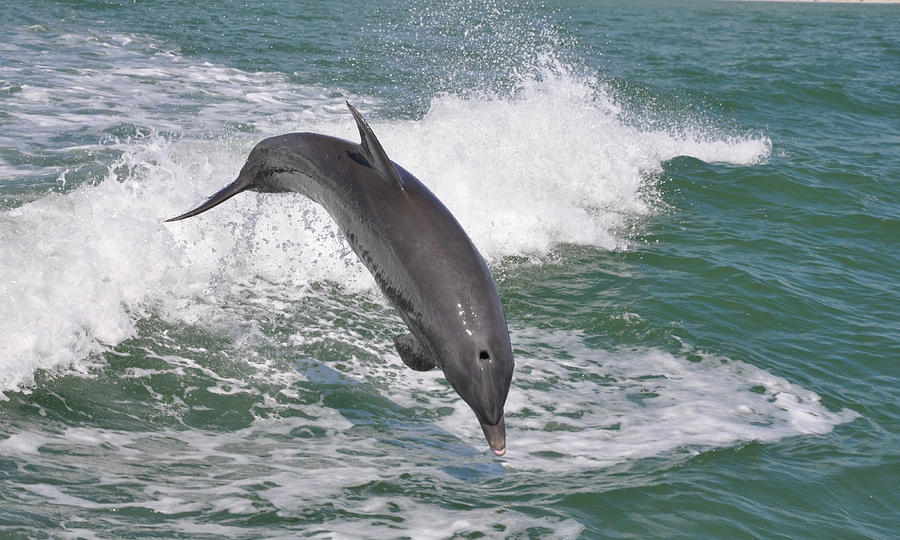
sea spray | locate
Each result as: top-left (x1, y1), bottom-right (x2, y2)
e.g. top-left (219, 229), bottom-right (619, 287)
top-left (1, 48), bottom-right (770, 397)
top-left (2, 1), bottom-right (891, 536)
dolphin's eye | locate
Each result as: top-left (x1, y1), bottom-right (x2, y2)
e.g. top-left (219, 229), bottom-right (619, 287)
top-left (479, 350), bottom-right (490, 360)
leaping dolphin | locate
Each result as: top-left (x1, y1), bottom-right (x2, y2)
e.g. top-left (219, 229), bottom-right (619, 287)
top-left (166, 102), bottom-right (514, 456)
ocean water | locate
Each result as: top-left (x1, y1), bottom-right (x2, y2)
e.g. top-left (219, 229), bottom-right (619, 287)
top-left (1, 0), bottom-right (897, 537)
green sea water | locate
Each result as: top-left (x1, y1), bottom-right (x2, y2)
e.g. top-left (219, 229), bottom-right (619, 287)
top-left (1, 1), bottom-right (897, 538)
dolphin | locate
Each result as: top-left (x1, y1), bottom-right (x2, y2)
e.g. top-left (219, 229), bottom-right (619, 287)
top-left (166, 102), bottom-right (514, 456)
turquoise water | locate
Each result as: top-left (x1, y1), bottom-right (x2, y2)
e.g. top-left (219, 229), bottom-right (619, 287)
top-left (1, 0), bottom-right (897, 537)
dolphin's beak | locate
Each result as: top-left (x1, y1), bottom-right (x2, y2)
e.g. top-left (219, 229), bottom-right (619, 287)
top-left (480, 414), bottom-right (506, 456)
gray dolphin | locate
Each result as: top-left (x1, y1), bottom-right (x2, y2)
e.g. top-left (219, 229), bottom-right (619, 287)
top-left (166, 102), bottom-right (514, 455)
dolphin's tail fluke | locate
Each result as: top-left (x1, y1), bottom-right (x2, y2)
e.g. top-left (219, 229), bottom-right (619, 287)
top-left (165, 176), bottom-right (253, 222)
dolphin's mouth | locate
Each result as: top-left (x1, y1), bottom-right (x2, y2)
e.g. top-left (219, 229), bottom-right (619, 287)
top-left (479, 414), bottom-right (506, 456)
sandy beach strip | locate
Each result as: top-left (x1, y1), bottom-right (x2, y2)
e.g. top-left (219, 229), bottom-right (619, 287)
top-left (745, 0), bottom-right (900, 4)
top-left (743, 0), bottom-right (900, 4)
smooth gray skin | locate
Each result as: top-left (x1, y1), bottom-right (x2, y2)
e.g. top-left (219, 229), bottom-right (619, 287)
top-left (167, 102), bottom-right (514, 455)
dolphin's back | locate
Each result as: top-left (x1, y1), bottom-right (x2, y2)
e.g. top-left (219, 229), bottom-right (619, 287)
top-left (262, 133), bottom-right (501, 353)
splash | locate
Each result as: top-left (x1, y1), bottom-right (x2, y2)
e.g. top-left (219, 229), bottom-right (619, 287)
top-left (0, 28), bottom-right (771, 396)
top-left (375, 54), bottom-right (770, 258)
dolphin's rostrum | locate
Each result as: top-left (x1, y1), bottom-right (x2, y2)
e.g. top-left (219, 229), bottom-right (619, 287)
top-left (167, 102), bottom-right (514, 455)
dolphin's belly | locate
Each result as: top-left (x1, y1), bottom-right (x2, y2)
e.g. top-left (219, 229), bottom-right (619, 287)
top-left (320, 171), bottom-right (497, 339)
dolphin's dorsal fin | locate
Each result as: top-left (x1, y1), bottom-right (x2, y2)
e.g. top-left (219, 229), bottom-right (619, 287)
top-left (346, 101), bottom-right (405, 189)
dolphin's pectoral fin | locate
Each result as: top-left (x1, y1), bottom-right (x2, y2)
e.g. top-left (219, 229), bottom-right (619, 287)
top-left (393, 333), bottom-right (437, 371)
top-left (345, 101), bottom-right (405, 190)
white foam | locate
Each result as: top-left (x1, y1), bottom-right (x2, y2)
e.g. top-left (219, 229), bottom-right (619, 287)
top-left (296, 325), bottom-right (859, 473)
top-left (0, 27), bottom-right (373, 182)
top-left (0, 323), bottom-right (856, 536)
top-left (0, 431), bottom-right (51, 454)
top-left (0, 28), bottom-right (772, 400)
top-left (498, 329), bottom-right (858, 471)
top-left (10, 420), bottom-right (582, 538)
top-left (295, 497), bottom-right (585, 540)
top-left (0, 140), bottom-right (216, 395)
top-left (0, 299), bottom-right (857, 532)
top-left (371, 55), bottom-right (771, 258)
